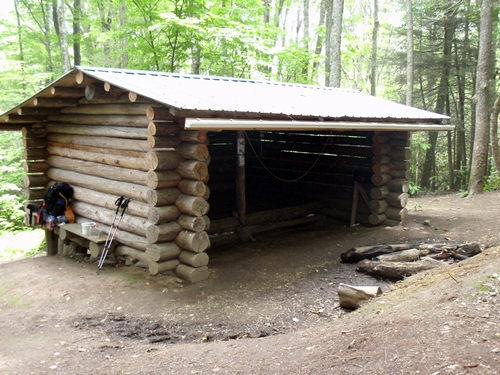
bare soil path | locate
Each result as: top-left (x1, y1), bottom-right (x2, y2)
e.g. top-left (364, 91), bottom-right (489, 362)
top-left (1, 192), bottom-right (500, 374)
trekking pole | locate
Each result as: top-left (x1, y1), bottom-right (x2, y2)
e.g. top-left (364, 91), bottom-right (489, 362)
top-left (97, 197), bottom-right (130, 274)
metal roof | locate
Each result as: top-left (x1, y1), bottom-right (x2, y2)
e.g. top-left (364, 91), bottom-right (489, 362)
top-left (79, 67), bottom-right (448, 122)
top-left (0, 66), bottom-right (450, 127)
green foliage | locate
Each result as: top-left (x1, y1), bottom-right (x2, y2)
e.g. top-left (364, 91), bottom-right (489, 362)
top-left (484, 171), bottom-right (500, 192)
top-left (0, 132), bottom-right (25, 232)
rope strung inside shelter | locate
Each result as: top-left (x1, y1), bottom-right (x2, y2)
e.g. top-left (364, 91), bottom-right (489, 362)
top-left (244, 130), bottom-right (333, 183)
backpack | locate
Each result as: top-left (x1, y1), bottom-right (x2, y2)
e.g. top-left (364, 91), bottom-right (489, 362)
top-left (36, 182), bottom-right (75, 228)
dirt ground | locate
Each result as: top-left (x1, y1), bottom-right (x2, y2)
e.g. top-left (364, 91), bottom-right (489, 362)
top-left (1, 191), bottom-right (500, 374)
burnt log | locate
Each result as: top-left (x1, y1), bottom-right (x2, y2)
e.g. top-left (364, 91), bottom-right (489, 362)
top-left (341, 245), bottom-right (395, 262)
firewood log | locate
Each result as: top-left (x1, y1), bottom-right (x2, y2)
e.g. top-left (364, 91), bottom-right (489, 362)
top-left (355, 257), bottom-right (445, 280)
top-left (341, 245), bottom-right (394, 262)
top-left (338, 283), bottom-right (382, 310)
top-left (374, 248), bottom-right (420, 262)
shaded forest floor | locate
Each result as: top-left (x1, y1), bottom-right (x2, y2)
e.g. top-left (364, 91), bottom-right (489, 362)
top-left (1, 191), bottom-right (500, 374)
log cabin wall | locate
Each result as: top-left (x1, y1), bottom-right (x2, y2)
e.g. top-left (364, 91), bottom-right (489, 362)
top-left (21, 84), bottom-right (212, 282)
top-left (369, 131), bottom-right (411, 225)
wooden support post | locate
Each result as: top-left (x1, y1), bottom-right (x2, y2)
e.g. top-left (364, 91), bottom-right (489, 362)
top-left (236, 131), bottom-right (246, 225)
top-left (45, 229), bottom-right (58, 256)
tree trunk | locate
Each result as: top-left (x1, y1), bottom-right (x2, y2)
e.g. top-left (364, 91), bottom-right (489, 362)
top-left (406, 0), bottom-right (414, 106)
top-left (370, 0), bottom-right (379, 96)
top-left (469, 0), bottom-right (495, 195)
top-left (55, 0), bottom-right (71, 72)
top-left (73, 0), bottom-right (81, 66)
top-left (328, 0), bottom-right (344, 87)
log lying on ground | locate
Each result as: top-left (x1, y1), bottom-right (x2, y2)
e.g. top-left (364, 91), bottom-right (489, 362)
top-left (374, 248), bottom-right (420, 262)
top-left (176, 264), bottom-right (209, 283)
top-left (338, 283), bottom-right (382, 310)
top-left (356, 257), bottom-right (445, 280)
top-left (341, 245), bottom-right (397, 262)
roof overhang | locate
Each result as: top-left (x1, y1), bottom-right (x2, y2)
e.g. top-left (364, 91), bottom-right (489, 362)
top-left (184, 118), bottom-right (455, 132)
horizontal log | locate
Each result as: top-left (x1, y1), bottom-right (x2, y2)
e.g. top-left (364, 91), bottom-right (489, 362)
top-left (356, 258), bottom-right (444, 280)
top-left (177, 180), bottom-right (207, 197)
top-left (245, 202), bottom-right (323, 226)
top-left (338, 283), bottom-right (382, 310)
top-left (47, 114), bottom-right (150, 127)
top-left (147, 205), bottom-right (181, 224)
top-left (115, 245), bottom-right (149, 264)
top-left (370, 186), bottom-right (389, 200)
top-left (368, 213), bottom-right (387, 225)
top-left (23, 147), bottom-right (49, 161)
top-left (177, 160), bottom-right (208, 181)
top-left (372, 163), bottom-right (390, 174)
top-left (22, 126), bottom-right (47, 138)
top-left (46, 123), bottom-right (149, 139)
top-left (34, 98), bottom-right (80, 107)
top-left (61, 103), bottom-right (152, 115)
top-left (179, 250), bottom-right (209, 268)
top-left (146, 188), bottom-right (181, 206)
top-left (146, 170), bottom-right (182, 189)
top-left (387, 179), bottom-right (409, 193)
top-left (368, 199), bottom-right (388, 214)
top-left (175, 194), bottom-right (210, 217)
top-left (50, 86), bottom-right (86, 98)
top-left (5, 114), bottom-right (46, 123)
top-left (75, 71), bottom-right (98, 85)
top-left (71, 200), bottom-right (149, 237)
top-left (78, 92), bottom-right (150, 104)
top-left (47, 155), bottom-right (148, 186)
top-left (177, 143), bottom-right (209, 161)
top-left (175, 230), bottom-right (210, 252)
top-left (385, 207), bottom-right (408, 221)
top-left (18, 107), bottom-right (59, 116)
top-left (374, 249), bottom-right (420, 262)
top-left (47, 133), bottom-right (150, 152)
top-left (177, 215), bottom-right (210, 232)
top-left (371, 142), bottom-right (391, 155)
top-left (23, 137), bottom-right (48, 148)
top-left (341, 245), bottom-right (395, 263)
top-left (146, 106), bottom-right (175, 121)
top-left (72, 185), bottom-right (150, 219)
top-left (207, 217), bottom-right (239, 235)
top-left (25, 187), bottom-right (46, 201)
top-left (48, 140), bottom-right (144, 159)
top-left (149, 259), bottom-right (180, 275)
top-left (47, 168), bottom-right (149, 203)
top-left (386, 192), bottom-right (409, 208)
top-left (147, 135), bottom-right (181, 148)
top-left (145, 242), bottom-right (181, 262)
top-left (23, 174), bottom-right (50, 188)
top-left (89, 241), bottom-right (116, 258)
top-left (175, 264), bottom-right (209, 283)
top-left (372, 154), bottom-right (391, 164)
top-left (47, 145), bottom-right (149, 172)
top-left (180, 130), bottom-right (208, 143)
top-left (85, 83), bottom-right (121, 100)
top-left (23, 161), bottom-right (49, 173)
top-left (250, 214), bottom-right (324, 236)
top-left (147, 121), bottom-right (182, 136)
top-left (388, 169), bottom-right (411, 180)
top-left (146, 221), bottom-right (182, 244)
top-left (371, 173), bottom-right (392, 186)
top-left (388, 148), bottom-right (411, 160)
top-left (145, 150), bottom-right (184, 171)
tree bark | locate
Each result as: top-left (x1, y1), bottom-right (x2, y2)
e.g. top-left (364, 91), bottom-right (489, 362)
top-left (327, 0), bottom-right (344, 87)
top-left (370, 0), bottom-right (379, 96)
top-left (55, 0), bottom-right (71, 72)
top-left (469, 0), bottom-right (495, 195)
top-left (406, 0), bottom-right (414, 106)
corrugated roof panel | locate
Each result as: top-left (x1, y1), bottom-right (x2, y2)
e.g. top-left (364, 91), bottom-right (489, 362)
top-left (79, 67), bottom-right (448, 121)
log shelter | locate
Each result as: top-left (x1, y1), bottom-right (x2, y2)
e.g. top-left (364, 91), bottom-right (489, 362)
top-left (0, 67), bottom-right (453, 282)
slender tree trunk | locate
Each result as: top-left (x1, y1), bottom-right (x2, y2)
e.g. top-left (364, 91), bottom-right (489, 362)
top-left (73, 0), bottom-right (81, 66)
top-left (14, 0), bottom-right (26, 96)
top-left (324, 0), bottom-right (333, 86)
top-left (302, 0), bottom-right (310, 80)
top-left (469, 0), bottom-right (495, 195)
top-left (119, 1), bottom-right (128, 68)
top-left (370, 0), bottom-right (379, 96)
top-left (490, 95), bottom-right (500, 172)
top-left (406, 0), bottom-right (413, 106)
top-left (313, 0), bottom-right (327, 83)
top-left (328, 0), bottom-right (344, 87)
top-left (56, 0), bottom-right (71, 72)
